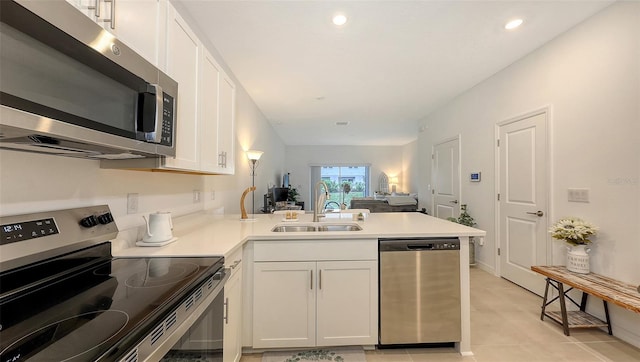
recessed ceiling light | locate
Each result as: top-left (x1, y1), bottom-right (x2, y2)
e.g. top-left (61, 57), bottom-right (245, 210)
top-left (505, 19), bottom-right (524, 30)
top-left (332, 14), bottom-right (347, 26)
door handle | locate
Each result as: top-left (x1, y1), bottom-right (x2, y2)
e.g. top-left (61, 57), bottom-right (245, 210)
top-left (223, 297), bottom-right (229, 324)
top-left (526, 211), bottom-right (544, 217)
top-left (88, 0), bottom-right (101, 17)
top-left (449, 200), bottom-right (459, 204)
top-left (310, 270), bottom-right (313, 290)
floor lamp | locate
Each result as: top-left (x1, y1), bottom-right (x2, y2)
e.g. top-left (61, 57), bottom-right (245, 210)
top-left (246, 150), bottom-right (263, 215)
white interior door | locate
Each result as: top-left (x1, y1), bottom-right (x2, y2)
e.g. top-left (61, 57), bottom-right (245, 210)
top-left (498, 110), bottom-right (548, 295)
top-left (433, 138), bottom-right (460, 219)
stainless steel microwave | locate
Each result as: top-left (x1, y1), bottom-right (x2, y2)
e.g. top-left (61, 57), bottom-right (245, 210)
top-left (0, 0), bottom-right (177, 159)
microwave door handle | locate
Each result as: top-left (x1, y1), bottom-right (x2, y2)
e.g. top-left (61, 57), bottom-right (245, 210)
top-left (153, 84), bottom-right (163, 143)
top-left (137, 84), bottom-right (163, 143)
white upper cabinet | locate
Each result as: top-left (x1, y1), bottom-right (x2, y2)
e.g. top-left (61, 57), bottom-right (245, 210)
top-left (163, 3), bottom-right (200, 171)
top-left (217, 71), bottom-right (236, 174)
top-left (65, 0), bottom-right (165, 66)
top-left (199, 49), bottom-right (236, 174)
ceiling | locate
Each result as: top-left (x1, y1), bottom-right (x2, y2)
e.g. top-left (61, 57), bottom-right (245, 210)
top-left (176, 1), bottom-right (612, 146)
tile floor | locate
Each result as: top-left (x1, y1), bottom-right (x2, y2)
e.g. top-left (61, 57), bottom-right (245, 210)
top-left (240, 267), bottom-right (640, 362)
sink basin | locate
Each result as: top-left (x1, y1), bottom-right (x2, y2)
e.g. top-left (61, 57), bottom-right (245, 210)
top-left (317, 224), bottom-right (362, 232)
top-left (271, 225), bottom-right (318, 232)
top-left (270, 223), bottom-right (362, 232)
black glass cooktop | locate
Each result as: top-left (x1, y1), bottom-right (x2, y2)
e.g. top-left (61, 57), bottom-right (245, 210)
top-left (0, 242), bottom-right (223, 362)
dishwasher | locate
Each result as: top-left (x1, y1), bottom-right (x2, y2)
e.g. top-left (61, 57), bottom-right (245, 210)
top-left (379, 237), bottom-right (461, 345)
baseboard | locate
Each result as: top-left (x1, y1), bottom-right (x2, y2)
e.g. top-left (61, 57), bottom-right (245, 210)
top-left (473, 260), bottom-right (496, 276)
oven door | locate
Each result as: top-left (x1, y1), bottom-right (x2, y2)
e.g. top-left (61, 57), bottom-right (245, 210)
top-left (162, 287), bottom-right (225, 360)
top-left (128, 268), bottom-right (229, 362)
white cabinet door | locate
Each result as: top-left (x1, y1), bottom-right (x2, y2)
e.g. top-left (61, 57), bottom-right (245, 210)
top-left (106, 0), bottom-right (164, 66)
top-left (65, 0), bottom-right (94, 18)
top-left (223, 265), bottom-right (243, 362)
top-left (66, 0), bottom-right (163, 66)
top-left (316, 261), bottom-right (378, 346)
top-left (253, 262), bottom-right (316, 348)
top-left (163, 3), bottom-right (200, 171)
top-left (199, 49), bottom-right (222, 173)
top-left (217, 72), bottom-right (236, 174)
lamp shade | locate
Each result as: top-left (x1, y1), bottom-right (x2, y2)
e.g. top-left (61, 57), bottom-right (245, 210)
top-left (389, 176), bottom-right (399, 185)
top-left (246, 150), bottom-right (263, 161)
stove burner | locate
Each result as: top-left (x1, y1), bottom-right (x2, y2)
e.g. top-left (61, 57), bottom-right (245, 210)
top-left (1, 310), bottom-right (129, 362)
top-left (125, 261), bottom-right (200, 288)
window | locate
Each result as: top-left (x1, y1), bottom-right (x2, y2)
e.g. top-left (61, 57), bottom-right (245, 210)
top-left (310, 165), bottom-right (370, 210)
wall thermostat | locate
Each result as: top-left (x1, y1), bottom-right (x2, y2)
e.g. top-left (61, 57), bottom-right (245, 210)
top-left (470, 172), bottom-right (481, 182)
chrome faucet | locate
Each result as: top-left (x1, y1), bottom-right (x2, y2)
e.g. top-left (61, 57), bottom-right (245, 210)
top-left (313, 180), bottom-right (330, 222)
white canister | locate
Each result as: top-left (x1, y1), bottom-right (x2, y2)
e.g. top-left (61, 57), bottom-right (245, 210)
top-left (566, 244), bottom-right (590, 274)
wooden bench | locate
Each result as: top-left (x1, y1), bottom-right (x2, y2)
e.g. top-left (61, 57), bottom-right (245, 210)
top-left (531, 265), bottom-right (640, 336)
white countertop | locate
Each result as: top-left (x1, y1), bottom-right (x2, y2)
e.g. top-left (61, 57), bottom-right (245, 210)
top-left (112, 212), bottom-right (486, 259)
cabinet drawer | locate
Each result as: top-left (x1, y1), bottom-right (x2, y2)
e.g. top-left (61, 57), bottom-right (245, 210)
top-left (254, 239), bottom-right (377, 262)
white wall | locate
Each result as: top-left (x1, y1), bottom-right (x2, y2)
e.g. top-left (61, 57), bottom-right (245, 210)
top-left (284, 145), bottom-right (408, 210)
top-left (417, 1), bottom-right (639, 345)
top-left (402, 140), bottom-right (419, 202)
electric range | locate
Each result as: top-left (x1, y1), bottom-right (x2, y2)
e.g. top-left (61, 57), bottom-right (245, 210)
top-left (0, 205), bottom-right (226, 362)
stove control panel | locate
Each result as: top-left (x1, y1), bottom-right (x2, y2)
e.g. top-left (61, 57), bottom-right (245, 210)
top-left (1, 217), bottom-right (59, 245)
top-left (0, 205), bottom-right (119, 270)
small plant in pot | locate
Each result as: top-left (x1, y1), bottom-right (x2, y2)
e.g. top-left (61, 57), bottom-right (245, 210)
top-left (549, 217), bottom-right (598, 274)
top-left (447, 204), bottom-right (477, 265)
top-left (447, 204), bottom-right (476, 227)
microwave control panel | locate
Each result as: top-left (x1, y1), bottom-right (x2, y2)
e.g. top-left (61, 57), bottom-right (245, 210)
top-left (160, 93), bottom-right (175, 146)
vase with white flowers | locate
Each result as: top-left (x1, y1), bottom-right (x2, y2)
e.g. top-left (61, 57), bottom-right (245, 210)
top-left (549, 217), bottom-right (598, 274)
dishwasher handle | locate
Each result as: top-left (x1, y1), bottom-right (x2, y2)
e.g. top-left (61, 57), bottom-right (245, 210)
top-left (379, 238), bottom-right (460, 251)
top-left (406, 244), bottom-right (436, 250)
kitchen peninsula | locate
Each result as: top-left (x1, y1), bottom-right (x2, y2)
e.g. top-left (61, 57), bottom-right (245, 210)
top-left (113, 212), bottom-right (485, 356)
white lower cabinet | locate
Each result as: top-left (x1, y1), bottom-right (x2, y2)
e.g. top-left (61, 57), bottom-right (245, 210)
top-left (252, 239), bottom-right (378, 349)
top-left (224, 248), bottom-right (243, 362)
top-left (253, 261), bottom-right (317, 348)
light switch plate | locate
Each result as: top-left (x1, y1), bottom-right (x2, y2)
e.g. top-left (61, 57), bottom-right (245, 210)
top-left (127, 193), bottom-right (139, 214)
top-left (568, 188), bottom-right (590, 203)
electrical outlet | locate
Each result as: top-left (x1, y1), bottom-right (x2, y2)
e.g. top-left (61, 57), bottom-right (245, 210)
top-left (478, 237), bottom-right (485, 246)
top-left (211, 190), bottom-right (216, 200)
top-left (568, 188), bottom-right (590, 203)
top-left (127, 193), bottom-right (139, 214)
top-left (193, 190), bottom-right (201, 203)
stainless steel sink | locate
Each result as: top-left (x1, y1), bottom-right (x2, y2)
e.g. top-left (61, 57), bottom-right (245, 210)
top-left (271, 225), bottom-right (317, 232)
top-left (317, 224), bottom-right (362, 232)
top-left (270, 223), bottom-right (362, 232)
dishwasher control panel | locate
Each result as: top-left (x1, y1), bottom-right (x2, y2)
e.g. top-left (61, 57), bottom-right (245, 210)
top-left (379, 237), bottom-right (460, 251)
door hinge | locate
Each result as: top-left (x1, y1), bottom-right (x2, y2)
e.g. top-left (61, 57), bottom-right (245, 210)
top-left (431, 154), bottom-right (434, 160)
top-left (497, 193), bottom-right (500, 201)
top-left (498, 248), bottom-right (501, 256)
top-left (431, 189), bottom-right (434, 194)
top-left (497, 139), bottom-right (500, 147)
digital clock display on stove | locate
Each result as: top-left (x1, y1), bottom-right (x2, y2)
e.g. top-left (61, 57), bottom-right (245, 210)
top-left (1, 218), bottom-right (59, 245)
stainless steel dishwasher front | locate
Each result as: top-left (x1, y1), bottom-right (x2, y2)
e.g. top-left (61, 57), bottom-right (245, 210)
top-left (379, 238), bottom-right (461, 345)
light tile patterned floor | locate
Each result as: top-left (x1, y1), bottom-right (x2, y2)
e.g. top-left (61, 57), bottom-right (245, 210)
top-left (241, 267), bottom-right (640, 362)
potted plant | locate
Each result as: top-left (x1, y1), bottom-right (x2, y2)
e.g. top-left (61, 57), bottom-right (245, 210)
top-left (447, 204), bottom-right (476, 265)
top-left (341, 182), bottom-right (351, 210)
top-left (549, 217), bottom-right (598, 274)
top-left (287, 187), bottom-right (299, 204)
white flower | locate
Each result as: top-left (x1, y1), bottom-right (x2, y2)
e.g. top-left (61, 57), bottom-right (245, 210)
top-left (549, 217), bottom-right (598, 246)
